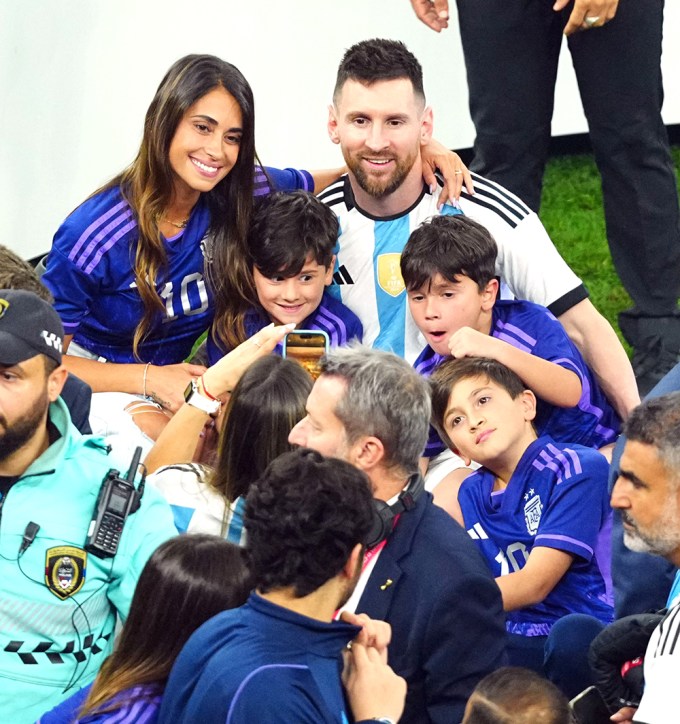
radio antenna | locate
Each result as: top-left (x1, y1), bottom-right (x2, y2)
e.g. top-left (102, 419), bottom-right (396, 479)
top-left (126, 446), bottom-right (143, 483)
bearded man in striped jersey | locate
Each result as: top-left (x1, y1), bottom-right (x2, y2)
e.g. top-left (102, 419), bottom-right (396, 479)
top-left (319, 38), bottom-right (637, 422)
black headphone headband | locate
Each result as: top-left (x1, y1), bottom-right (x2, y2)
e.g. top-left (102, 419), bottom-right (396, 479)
top-left (365, 472), bottom-right (425, 549)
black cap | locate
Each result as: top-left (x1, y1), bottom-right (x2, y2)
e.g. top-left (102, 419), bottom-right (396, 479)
top-left (0, 289), bottom-right (64, 366)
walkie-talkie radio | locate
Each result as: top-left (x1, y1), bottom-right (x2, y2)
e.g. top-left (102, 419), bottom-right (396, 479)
top-left (85, 447), bottom-right (146, 558)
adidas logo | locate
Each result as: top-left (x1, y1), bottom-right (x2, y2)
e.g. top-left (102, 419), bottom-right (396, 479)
top-left (332, 265), bottom-right (354, 285)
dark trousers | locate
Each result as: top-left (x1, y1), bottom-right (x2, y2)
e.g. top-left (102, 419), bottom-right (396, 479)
top-left (456, 0), bottom-right (680, 333)
top-left (508, 617), bottom-right (606, 699)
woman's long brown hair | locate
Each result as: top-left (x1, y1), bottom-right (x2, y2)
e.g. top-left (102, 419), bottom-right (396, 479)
top-left (211, 356), bottom-right (312, 534)
top-left (79, 535), bottom-right (251, 717)
top-left (91, 54), bottom-right (259, 359)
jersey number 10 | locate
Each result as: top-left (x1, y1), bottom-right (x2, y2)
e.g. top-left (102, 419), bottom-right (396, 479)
top-left (495, 542), bottom-right (530, 575)
top-left (159, 273), bottom-right (209, 322)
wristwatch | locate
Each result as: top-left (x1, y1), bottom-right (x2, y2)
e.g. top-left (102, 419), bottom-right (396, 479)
top-left (369, 719), bottom-right (396, 724)
top-left (183, 379), bottom-right (221, 417)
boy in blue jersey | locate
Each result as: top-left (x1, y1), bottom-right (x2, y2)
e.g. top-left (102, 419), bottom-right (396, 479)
top-left (430, 356), bottom-right (614, 675)
top-left (208, 190), bottom-right (362, 364)
top-left (401, 214), bottom-right (620, 454)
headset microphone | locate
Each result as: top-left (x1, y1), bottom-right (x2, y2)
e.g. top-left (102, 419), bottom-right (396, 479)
top-left (19, 522), bottom-right (40, 556)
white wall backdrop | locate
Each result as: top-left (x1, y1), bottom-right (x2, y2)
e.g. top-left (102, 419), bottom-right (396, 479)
top-left (2, 1), bottom-right (679, 260)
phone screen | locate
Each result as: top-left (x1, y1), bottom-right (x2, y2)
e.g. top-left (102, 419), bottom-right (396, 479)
top-left (283, 330), bottom-right (330, 379)
top-left (570, 686), bottom-right (611, 723)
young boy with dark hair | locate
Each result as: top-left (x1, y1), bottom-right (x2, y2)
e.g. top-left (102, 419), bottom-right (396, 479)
top-left (401, 214), bottom-right (620, 452)
top-left (208, 190), bottom-right (362, 363)
top-left (430, 356), bottom-right (613, 674)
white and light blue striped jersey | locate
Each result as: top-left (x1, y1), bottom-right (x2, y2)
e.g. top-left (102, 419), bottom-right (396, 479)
top-left (319, 173), bottom-right (585, 362)
top-left (149, 463), bottom-right (246, 546)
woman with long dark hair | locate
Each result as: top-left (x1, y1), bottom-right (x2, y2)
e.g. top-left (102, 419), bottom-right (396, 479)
top-left (38, 535), bottom-right (252, 723)
top-left (146, 327), bottom-right (313, 542)
top-left (43, 54), bottom-right (266, 412)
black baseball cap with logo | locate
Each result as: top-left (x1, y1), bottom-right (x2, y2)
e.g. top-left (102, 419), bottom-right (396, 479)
top-left (0, 289), bottom-right (64, 366)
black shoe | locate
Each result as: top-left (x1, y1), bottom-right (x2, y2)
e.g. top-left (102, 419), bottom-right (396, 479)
top-left (631, 337), bottom-right (680, 397)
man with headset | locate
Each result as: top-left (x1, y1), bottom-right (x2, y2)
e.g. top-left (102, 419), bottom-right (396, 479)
top-left (289, 346), bottom-right (507, 724)
top-left (0, 289), bottom-right (176, 722)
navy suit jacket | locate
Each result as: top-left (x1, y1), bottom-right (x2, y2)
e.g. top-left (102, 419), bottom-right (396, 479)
top-left (60, 373), bottom-right (92, 434)
top-left (357, 492), bottom-right (507, 724)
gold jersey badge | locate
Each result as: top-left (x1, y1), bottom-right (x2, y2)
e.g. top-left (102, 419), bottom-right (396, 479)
top-left (377, 253), bottom-right (405, 298)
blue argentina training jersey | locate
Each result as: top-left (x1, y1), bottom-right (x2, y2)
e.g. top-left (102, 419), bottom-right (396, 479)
top-left (254, 166), bottom-right (313, 195)
top-left (460, 436), bottom-right (614, 636)
top-left (43, 187), bottom-right (213, 364)
top-left (43, 167), bottom-right (313, 365)
top-left (413, 347), bottom-right (450, 458)
top-left (490, 299), bottom-right (620, 447)
top-left (207, 290), bottom-right (363, 364)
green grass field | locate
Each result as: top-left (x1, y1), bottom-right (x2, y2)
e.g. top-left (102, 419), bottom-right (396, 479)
top-left (539, 146), bottom-right (680, 353)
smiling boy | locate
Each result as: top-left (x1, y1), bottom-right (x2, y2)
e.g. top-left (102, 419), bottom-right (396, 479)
top-left (207, 191), bottom-right (362, 363)
top-left (430, 356), bottom-right (613, 674)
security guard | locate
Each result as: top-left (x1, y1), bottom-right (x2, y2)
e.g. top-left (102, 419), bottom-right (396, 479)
top-left (0, 289), bottom-right (176, 722)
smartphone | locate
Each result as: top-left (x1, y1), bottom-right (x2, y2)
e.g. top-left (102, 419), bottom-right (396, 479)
top-left (283, 330), bottom-right (330, 379)
top-left (570, 686), bottom-right (611, 724)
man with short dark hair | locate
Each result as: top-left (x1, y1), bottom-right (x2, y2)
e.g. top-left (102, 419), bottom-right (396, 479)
top-left (289, 346), bottom-right (507, 724)
top-left (319, 38), bottom-right (637, 418)
top-left (159, 448), bottom-right (406, 724)
top-left (0, 289), bottom-right (175, 723)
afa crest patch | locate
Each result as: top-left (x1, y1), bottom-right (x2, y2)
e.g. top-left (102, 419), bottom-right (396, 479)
top-left (377, 253), bottom-right (405, 298)
top-left (0, 298), bottom-right (9, 319)
top-left (524, 494), bottom-right (543, 535)
top-left (45, 546), bottom-right (87, 600)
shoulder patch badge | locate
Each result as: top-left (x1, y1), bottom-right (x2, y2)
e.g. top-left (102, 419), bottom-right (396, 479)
top-left (45, 546), bottom-right (87, 599)
top-left (524, 492), bottom-right (543, 535)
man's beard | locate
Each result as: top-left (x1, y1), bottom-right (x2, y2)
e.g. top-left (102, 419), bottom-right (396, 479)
top-left (0, 392), bottom-right (50, 462)
top-left (344, 148), bottom-right (419, 199)
top-left (621, 507), bottom-right (680, 559)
